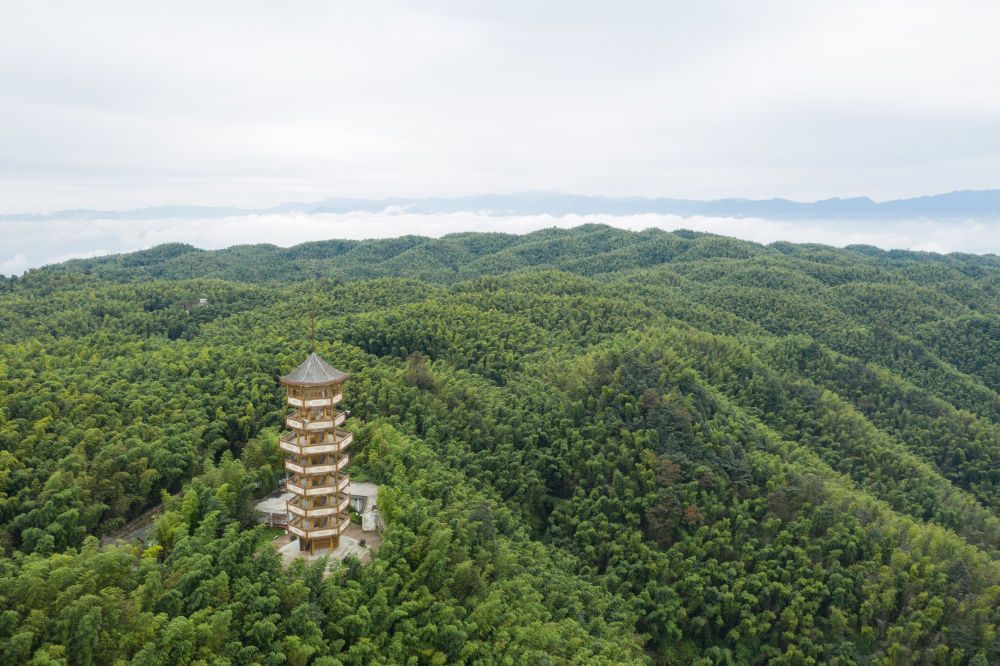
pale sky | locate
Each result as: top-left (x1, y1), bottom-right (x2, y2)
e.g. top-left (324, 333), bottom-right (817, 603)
top-left (3, 1), bottom-right (1000, 212)
top-left (2, 2), bottom-right (1000, 273)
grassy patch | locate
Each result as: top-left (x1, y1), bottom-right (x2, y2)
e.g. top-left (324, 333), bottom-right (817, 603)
top-left (256, 527), bottom-right (285, 548)
top-left (345, 466), bottom-right (372, 482)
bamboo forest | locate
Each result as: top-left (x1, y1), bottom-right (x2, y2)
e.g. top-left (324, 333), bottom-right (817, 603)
top-left (4, 224), bottom-right (1000, 665)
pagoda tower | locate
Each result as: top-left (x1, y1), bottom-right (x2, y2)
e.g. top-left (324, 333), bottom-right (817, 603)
top-left (279, 352), bottom-right (353, 554)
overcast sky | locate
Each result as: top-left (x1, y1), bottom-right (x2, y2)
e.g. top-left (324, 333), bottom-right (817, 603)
top-left (1, 2), bottom-right (999, 272)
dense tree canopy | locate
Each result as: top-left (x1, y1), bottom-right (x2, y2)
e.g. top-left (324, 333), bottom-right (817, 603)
top-left (2, 225), bottom-right (1000, 663)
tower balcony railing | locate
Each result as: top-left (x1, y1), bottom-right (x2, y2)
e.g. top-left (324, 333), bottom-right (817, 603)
top-left (285, 409), bottom-right (347, 431)
top-left (286, 515), bottom-right (352, 540)
top-left (287, 495), bottom-right (350, 519)
top-left (286, 392), bottom-right (342, 409)
top-left (279, 429), bottom-right (353, 456)
top-left (286, 473), bottom-right (350, 497)
top-left (284, 453), bottom-right (350, 476)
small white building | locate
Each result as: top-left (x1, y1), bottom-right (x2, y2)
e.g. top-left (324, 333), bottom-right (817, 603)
top-left (347, 482), bottom-right (382, 532)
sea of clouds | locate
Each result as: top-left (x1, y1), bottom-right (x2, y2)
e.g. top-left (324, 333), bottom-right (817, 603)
top-left (2, 211), bottom-right (997, 276)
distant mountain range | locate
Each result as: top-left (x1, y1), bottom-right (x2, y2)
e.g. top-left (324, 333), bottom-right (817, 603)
top-left (6, 190), bottom-right (1000, 221)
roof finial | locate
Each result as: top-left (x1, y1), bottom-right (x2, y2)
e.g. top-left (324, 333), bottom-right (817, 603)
top-left (309, 259), bottom-right (320, 353)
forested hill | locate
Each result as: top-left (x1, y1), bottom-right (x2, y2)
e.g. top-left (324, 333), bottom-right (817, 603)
top-left (48, 224), bottom-right (1000, 285)
top-left (3, 225), bottom-right (1000, 663)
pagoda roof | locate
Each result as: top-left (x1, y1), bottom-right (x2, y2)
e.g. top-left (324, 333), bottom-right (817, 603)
top-left (280, 352), bottom-right (348, 386)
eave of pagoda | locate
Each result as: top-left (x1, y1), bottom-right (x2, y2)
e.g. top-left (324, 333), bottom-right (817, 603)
top-left (285, 409), bottom-right (347, 431)
top-left (279, 429), bottom-right (354, 456)
top-left (285, 474), bottom-right (351, 497)
top-left (284, 453), bottom-right (350, 476)
top-left (286, 392), bottom-right (343, 408)
top-left (287, 495), bottom-right (350, 519)
top-left (286, 516), bottom-right (352, 540)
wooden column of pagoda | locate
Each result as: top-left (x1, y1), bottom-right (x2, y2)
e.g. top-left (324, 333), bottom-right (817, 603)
top-left (279, 353), bottom-right (353, 555)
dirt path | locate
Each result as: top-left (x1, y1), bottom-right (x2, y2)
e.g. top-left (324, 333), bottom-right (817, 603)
top-left (99, 501), bottom-right (168, 547)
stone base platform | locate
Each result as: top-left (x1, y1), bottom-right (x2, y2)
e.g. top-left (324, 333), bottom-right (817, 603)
top-left (278, 535), bottom-right (368, 570)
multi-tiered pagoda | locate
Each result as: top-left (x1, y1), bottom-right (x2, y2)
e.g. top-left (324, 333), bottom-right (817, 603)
top-left (279, 352), bottom-right (354, 555)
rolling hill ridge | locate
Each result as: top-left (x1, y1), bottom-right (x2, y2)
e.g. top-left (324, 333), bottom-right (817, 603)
top-left (2, 225), bottom-right (1000, 663)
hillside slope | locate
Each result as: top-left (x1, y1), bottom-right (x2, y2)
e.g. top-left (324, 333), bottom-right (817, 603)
top-left (2, 226), bottom-right (1000, 664)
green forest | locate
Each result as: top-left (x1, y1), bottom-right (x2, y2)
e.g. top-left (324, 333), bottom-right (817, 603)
top-left (4, 224), bottom-right (1000, 664)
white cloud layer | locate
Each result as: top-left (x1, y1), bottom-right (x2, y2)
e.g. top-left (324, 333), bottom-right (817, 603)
top-left (2, 213), bottom-right (995, 276)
